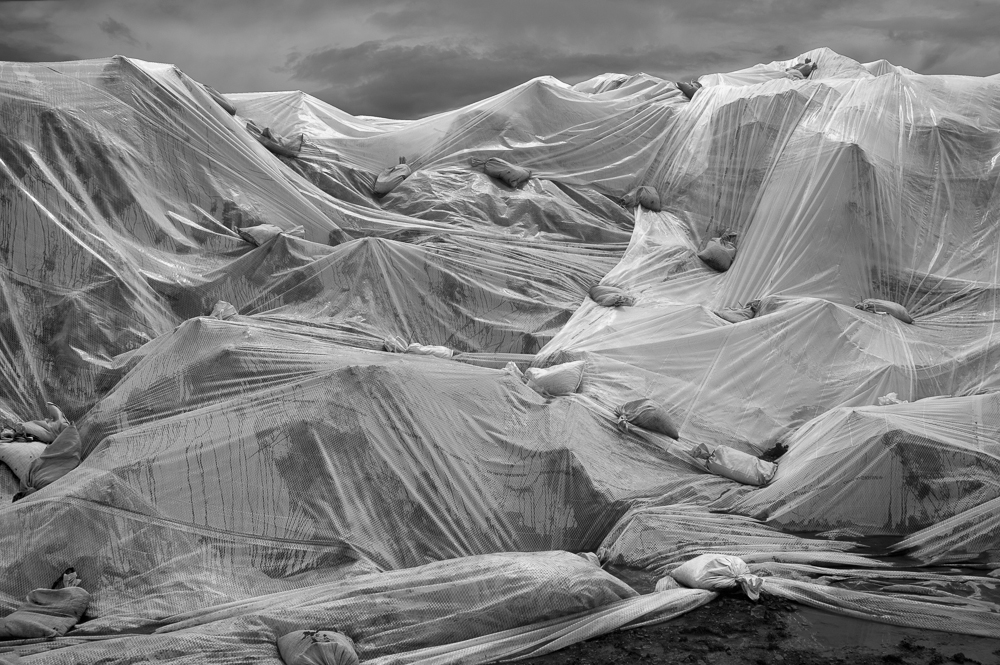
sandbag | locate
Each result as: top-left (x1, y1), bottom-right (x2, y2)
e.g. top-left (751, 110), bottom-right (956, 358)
top-left (524, 361), bottom-right (585, 397)
top-left (701, 445), bottom-right (776, 486)
top-left (670, 554), bottom-right (763, 600)
top-left (616, 399), bottom-right (679, 439)
top-left (576, 552), bottom-right (601, 567)
top-left (0, 439), bottom-right (46, 485)
top-left (239, 223), bottom-right (303, 246)
top-left (204, 85), bottom-right (237, 115)
top-left (209, 301), bottom-right (238, 320)
top-left (654, 576), bottom-right (681, 591)
top-left (786, 58), bottom-right (816, 78)
top-left (622, 186), bottom-right (661, 212)
top-left (373, 159), bottom-right (412, 196)
top-left (382, 336), bottom-right (408, 353)
top-left (855, 298), bottom-right (913, 324)
top-left (697, 233), bottom-right (738, 272)
top-left (248, 122), bottom-right (301, 158)
top-left (405, 343), bottom-right (454, 360)
top-left (277, 630), bottom-right (359, 665)
top-left (471, 157), bottom-right (532, 188)
top-left (676, 80), bottom-right (702, 100)
top-left (26, 425), bottom-right (81, 491)
top-left (715, 300), bottom-right (760, 324)
top-left (589, 284), bottom-right (634, 308)
top-left (0, 586), bottom-right (90, 639)
top-left (16, 402), bottom-right (69, 443)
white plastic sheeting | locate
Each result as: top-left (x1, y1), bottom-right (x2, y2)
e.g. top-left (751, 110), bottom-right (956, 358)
top-left (728, 393), bottom-right (1000, 534)
top-left (2, 45), bottom-right (1000, 660)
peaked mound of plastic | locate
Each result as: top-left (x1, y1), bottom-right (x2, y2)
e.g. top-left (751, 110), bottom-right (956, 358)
top-left (2, 48), bottom-right (1000, 661)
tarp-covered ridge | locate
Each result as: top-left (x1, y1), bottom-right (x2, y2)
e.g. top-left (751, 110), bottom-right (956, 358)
top-left (1, 47), bottom-right (999, 662)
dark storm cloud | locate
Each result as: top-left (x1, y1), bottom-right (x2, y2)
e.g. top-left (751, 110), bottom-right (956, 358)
top-left (99, 16), bottom-right (140, 47)
top-left (290, 40), bottom-right (735, 119)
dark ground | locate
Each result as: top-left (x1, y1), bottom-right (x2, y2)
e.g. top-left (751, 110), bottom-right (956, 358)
top-left (523, 567), bottom-right (1000, 665)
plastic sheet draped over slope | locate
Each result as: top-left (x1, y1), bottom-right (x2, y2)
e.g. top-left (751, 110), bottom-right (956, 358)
top-left (0, 57), bottom-right (634, 420)
top-left (0, 316), bottom-right (728, 634)
top-left (4, 46), bottom-right (1000, 658)
top-left (539, 59), bottom-right (1000, 447)
top-left (727, 393), bottom-right (1000, 534)
top-left (0, 56), bottom-right (343, 420)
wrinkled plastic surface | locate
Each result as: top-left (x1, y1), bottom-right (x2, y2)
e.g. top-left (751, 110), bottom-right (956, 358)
top-left (728, 393), bottom-right (1000, 534)
top-left (26, 425), bottom-right (81, 490)
top-left (2, 46), bottom-right (1000, 659)
top-left (598, 504), bottom-right (869, 574)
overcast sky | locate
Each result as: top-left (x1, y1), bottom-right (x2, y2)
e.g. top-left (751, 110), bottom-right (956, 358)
top-left (1, 0), bottom-right (998, 119)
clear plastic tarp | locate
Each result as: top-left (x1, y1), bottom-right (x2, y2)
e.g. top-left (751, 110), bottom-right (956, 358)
top-left (2, 46), bottom-right (1000, 661)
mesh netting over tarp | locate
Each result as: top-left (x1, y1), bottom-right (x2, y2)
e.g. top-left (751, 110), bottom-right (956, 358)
top-left (3, 46), bottom-right (1000, 661)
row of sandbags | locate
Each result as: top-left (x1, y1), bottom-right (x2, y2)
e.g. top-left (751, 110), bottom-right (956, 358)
top-left (506, 359), bottom-right (782, 486)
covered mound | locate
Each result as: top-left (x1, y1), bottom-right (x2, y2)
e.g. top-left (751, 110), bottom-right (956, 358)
top-left (2, 46), bottom-right (1000, 661)
top-left (728, 393), bottom-right (1000, 534)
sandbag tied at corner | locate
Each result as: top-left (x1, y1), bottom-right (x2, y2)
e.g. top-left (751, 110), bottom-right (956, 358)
top-left (692, 443), bottom-right (776, 486)
top-left (676, 80), bottom-right (703, 100)
top-left (785, 58), bottom-right (817, 79)
top-left (715, 299), bottom-right (761, 324)
top-left (524, 360), bottom-right (585, 397)
top-left (278, 630), bottom-right (359, 665)
top-left (855, 298), bottom-right (913, 324)
top-left (203, 84), bottom-right (237, 115)
top-left (616, 399), bottom-right (679, 439)
top-left (246, 120), bottom-right (303, 158)
top-left (470, 156), bottom-right (532, 188)
top-left (14, 402), bottom-right (69, 444)
top-left (670, 553), bottom-right (763, 600)
top-left (621, 185), bottom-right (661, 212)
top-left (0, 586), bottom-right (90, 639)
top-left (373, 157), bottom-right (412, 197)
top-left (697, 231), bottom-right (738, 272)
top-left (238, 223), bottom-right (304, 247)
top-left (589, 284), bottom-right (635, 308)
top-left (405, 343), bottom-right (454, 359)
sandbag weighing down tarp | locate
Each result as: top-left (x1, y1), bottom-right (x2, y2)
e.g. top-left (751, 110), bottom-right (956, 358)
top-left (470, 157), bottom-right (532, 188)
top-left (670, 554), bottom-right (763, 600)
top-left (589, 285), bottom-right (634, 308)
top-left (0, 587), bottom-right (90, 640)
top-left (621, 186), bottom-right (661, 212)
top-left (855, 299), bottom-right (913, 324)
top-left (697, 232), bottom-right (738, 272)
top-left (524, 361), bottom-right (585, 396)
top-left (616, 399), bottom-right (679, 439)
top-left (694, 444), bottom-right (776, 486)
top-left (373, 158), bottom-right (412, 196)
top-left (278, 630), bottom-right (358, 665)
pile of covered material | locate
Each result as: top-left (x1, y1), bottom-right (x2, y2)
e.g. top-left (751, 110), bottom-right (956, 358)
top-left (1, 47), bottom-right (1000, 662)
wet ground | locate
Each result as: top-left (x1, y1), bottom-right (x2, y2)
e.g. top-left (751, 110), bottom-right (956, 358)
top-left (523, 568), bottom-right (1000, 665)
